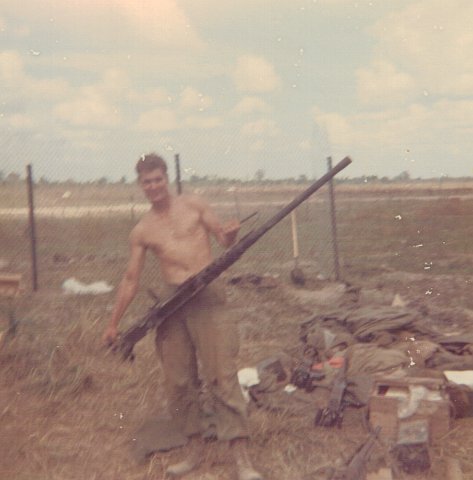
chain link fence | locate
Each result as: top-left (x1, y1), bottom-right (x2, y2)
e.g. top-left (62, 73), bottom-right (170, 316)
top-left (1, 160), bottom-right (473, 298)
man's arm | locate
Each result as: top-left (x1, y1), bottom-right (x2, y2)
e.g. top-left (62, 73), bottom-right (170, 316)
top-left (102, 228), bottom-right (146, 345)
top-left (194, 196), bottom-right (241, 248)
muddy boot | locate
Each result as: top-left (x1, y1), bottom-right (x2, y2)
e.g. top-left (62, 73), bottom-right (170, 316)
top-left (232, 438), bottom-right (264, 480)
top-left (165, 444), bottom-right (203, 477)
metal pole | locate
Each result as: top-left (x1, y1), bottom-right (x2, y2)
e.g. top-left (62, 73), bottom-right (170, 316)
top-left (26, 164), bottom-right (38, 291)
top-left (175, 153), bottom-right (182, 195)
top-left (233, 190), bottom-right (241, 219)
top-left (327, 157), bottom-right (341, 281)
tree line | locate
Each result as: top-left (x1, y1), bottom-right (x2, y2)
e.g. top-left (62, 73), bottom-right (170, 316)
top-left (1, 169), bottom-right (472, 186)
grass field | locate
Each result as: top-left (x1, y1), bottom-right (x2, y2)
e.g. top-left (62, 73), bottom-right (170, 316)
top-left (3, 180), bottom-right (473, 283)
top-left (2, 181), bottom-right (473, 479)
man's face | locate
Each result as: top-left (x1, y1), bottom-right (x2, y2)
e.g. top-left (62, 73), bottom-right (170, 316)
top-left (139, 168), bottom-right (169, 204)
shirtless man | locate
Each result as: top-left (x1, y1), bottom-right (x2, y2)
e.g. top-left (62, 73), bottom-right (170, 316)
top-left (103, 153), bottom-right (263, 480)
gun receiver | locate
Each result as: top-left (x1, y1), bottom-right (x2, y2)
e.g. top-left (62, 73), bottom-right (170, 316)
top-left (116, 156), bottom-right (352, 360)
top-left (315, 357), bottom-right (348, 428)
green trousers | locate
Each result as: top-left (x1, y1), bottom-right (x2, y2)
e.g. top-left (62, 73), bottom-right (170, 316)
top-left (155, 280), bottom-right (249, 441)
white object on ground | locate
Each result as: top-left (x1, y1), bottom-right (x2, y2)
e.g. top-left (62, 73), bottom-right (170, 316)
top-left (398, 385), bottom-right (428, 418)
top-left (284, 384), bottom-right (297, 393)
top-left (392, 293), bottom-right (407, 308)
top-left (395, 385), bottom-right (442, 419)
top-left (238, 367), bottom-right (260, 402)
top-left (62, 277), bottom-right (113, 295)
top-left (444, 370), bottom-right (473, 388)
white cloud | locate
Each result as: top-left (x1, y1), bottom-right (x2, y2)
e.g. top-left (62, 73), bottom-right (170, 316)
top-left (59, 129), bottom-right (104, 151)
top-left (1, 0), bottom-right (205, 50)
top-left (10, 113), bottom-right (34, 129)
top-left (426, 100), bottom-right (473, 144)
top-left (356, 60), bottom-right (416, 107)
top-left (249, 140), bottom-right (265, 152)
top-left (136, 108), bottom-right (178, 132)
top-left (3, 113), bottom-right (35, 130)
top-left (0, 15), bottom-right (29, 37)
top-left (233, 96), bottom-right (270, 115)
top-left (299, 139), bottom-right (312, 151)
top-left (312, 99), bottom-right (473, 155)
top-left (184, 115), bottom-right (222, 129)
top-left (13, 25), bottom-right (30, 37)
top-left (2, 1), bottom-right (472, 181)
top-left (0, 50), bottom-right (22, 83)
top-left (312, 108), bottom-right (357, 147)
top-left (370, 0), bottom-right (473, 96)
top-left (53, 92), bottom-right (122, 128)
top-left (129, 87), bottom-right (171, 105)
top-left (179, 87), bottom-right (213, 111)
top-left (233, 55), bottom-right (282, 93)
top-left (241, 118), bottom-right (279, 137)
top-left (94, 69), bottom-right (131, 99)
top-left (118, 0), bottom-right (205, 50)
top-left (0, 50), bottom-right (70, 102)
top-left (31, 77), bottom-right (71, 101)
top-left (179, 0), bottom-right (363, 23)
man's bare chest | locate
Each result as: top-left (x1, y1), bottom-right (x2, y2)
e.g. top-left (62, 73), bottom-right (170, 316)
top-left (141, 209), bottom-right (203, 250)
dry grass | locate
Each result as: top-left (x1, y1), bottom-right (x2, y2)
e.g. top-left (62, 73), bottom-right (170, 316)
top-left (2, 184), bottom-right (473, 479)
top-left (1, 292), bottom-right (166, 480)
top-left (3, 277), bottom-right (473, 480)
top-left (0, 282), bottom-right (312, 479)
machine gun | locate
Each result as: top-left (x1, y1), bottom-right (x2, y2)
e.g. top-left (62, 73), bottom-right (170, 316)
top-left (115, 156), bottom-right (352, 361)
top-left (315, 357), bottom-right (349, 428)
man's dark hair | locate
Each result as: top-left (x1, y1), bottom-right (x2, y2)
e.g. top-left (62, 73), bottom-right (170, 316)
top-left (135, 153), bottom-right (168, 176)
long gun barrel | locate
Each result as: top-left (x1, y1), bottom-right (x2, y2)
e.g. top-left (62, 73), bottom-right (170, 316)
top-left (342, 426), bottom-right (381, 480)
top-left (116, 156), bottom-right (352, 360)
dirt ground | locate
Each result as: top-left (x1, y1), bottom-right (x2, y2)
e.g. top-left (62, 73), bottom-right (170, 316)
top-left (2, 259), bottom-right (473, 480)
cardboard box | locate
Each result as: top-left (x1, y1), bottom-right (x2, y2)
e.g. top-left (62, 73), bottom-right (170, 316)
top-left (368, 374), bottom-right (450, 444)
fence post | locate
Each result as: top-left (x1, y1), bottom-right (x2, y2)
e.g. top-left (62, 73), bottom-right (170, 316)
top-left (233, 188), bottom-right (241, 219)
top-left (26, 164), bottom-right (38, 291)
top-left (327, 157), bottom-right (341, 281)
top-left (175, 153), bottom-right (182, 195)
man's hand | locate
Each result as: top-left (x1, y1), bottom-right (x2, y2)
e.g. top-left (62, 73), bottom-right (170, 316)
top-left (102, 324), bottom-right (119, 347)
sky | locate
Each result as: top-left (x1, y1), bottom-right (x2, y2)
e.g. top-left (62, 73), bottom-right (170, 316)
top-left (1, 0), bottom-right (472, 182)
